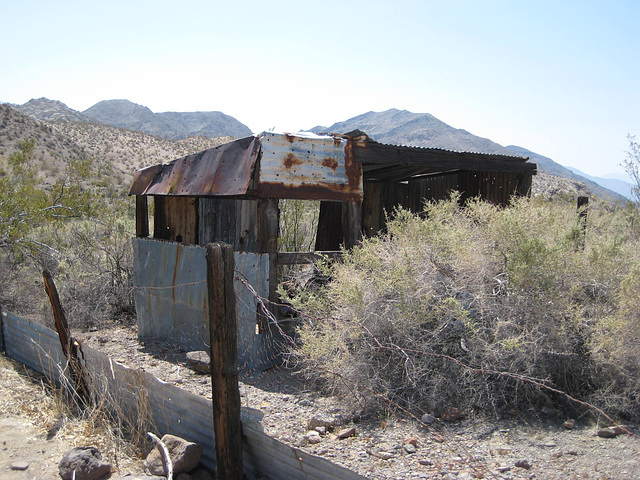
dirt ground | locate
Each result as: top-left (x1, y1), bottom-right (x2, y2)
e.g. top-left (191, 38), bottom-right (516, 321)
top-left (1, 324), bottom-right (639, 480)
top-left (80, 325), bottom-right (640, 480)
top-left (0, 355), bottom-right (145, 480)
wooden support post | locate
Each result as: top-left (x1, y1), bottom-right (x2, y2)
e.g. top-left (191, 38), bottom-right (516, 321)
top-left (205, 243), bottom-right (243, 480)
top-left (342, 201), bottom-right (363, 249)
top-left (577, 196), bottom-right (589, 250)
top-left (42, 270), bottom-right (91, 408)
top-left (135, 196), bottom-right (149, 238)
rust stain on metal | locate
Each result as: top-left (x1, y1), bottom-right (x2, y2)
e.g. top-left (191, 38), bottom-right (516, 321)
top-left (258, 181), bottom-right (363, 202)
top-left (344, 139), bottom-right (363, 190)
top-left (284, 133), bottom-right (295, 144)
top-left (283, 153), bottom-right (303, 169)
top-left (322, 157), bottom-right (339, 171)
top-left (129, 136), bottom-right (260, 197)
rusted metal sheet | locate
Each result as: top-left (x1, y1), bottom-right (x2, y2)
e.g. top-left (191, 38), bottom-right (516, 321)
top-left (129, 136), bottom-right (260, 196)
top-left (258, 132), bottom-right (363, 202)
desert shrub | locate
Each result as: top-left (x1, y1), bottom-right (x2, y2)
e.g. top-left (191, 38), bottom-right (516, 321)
top-left (290, 194), bottom-right (640, 421)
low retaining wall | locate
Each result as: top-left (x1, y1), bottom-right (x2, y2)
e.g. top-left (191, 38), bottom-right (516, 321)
top-left (0, 309), bottom-right (365, 480)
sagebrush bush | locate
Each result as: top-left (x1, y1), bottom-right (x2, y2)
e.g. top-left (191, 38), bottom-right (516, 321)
top-left (289, 194), bottom-right (640, 421)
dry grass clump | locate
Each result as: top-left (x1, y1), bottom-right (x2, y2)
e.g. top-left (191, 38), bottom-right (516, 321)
top-left (289, 194), bottom-right (640, 421)
top-left (0, 354), bottom-right (150, 470)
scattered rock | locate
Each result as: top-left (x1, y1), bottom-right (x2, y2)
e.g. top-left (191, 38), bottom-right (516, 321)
top-left (496, 447), bottom-right (512, 455)
top-left (305, 431), bottom-right (323, 445)
top-left (597, 427), bottom-right (618, 438)
top-left (403, 437), bottom-right (418, 446)
top-left (497, 464), bottom-right (511, 473)
top-left (420, 413), bottom-right (436, 425)
top-left (441, 407), bottom-right (464, 422)
top-left (307, 414), bottom-right (342, 430)
top-left (59, 446), bottom-right (112, 480)
top-left (515, 459), bottom-right (532, 469)
top-left (403, 443), bottom-right (417, 454)
top-left (185, 351), bottom-right (211, 373)
top-left (115, 476), bottom-right (165, 480)
top-left (10, 461), bottom-right (29, 470)
top-left (144, 434), bottom-right (203, 476)
top-left (315, 426), bottom-right (327, 435)
top-left (564, 419), bottom-right (576, 429)
top-left (176, 467), bottom-right (214, 480)
top-left (418, 458), bottom-right (434, 466)
top-left (371, 450), bottom-right (394, 460)
top-left (336, 427), bottom-right (356, 439)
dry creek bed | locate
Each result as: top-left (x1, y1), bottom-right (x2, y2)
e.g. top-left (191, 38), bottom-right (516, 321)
top-left (79, 326), bottom-right (639, 480)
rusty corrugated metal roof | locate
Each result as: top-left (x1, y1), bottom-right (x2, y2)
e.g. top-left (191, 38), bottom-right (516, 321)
top-left (129, 135), bottom-right (261, 196)
top-left (128, 130), bottom-right (535, 200)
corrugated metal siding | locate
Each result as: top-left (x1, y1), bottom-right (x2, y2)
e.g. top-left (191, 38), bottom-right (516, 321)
top-left (1, 311), bottom-right (366, 480)
top-left (1, 310), bottom-right (66, 383)
top-left (258, 132), bottom-right (363, 202)
top-left (133, 238), bottom-right (280, 372)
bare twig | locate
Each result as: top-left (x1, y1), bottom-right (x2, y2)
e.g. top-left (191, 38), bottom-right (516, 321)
top-left (148, 432), bottom-right (173, 480)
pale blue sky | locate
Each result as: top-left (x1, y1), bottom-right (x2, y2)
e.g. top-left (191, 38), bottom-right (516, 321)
top-left (1, 0), bottom-right (638, 177)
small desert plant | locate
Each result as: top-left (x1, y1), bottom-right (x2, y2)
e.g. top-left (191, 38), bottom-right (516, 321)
top-left (289, 194), bottom-right (640, 421)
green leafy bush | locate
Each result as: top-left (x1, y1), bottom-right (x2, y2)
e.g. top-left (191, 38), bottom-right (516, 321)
top-left (290, 194), bottom-right (640, 421)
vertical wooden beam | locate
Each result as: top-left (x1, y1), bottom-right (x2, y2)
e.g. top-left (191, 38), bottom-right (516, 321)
top-left (342, 201), bottom-right (363, 249)
top-left (205, 243), bottom-right (243, 480)
top-left (135, 196), bottom-right (149, 238)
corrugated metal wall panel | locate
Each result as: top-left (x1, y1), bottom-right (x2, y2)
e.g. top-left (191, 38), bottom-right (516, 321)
top-left (133, 238), bottom-right (281, 372)
top-left (1, 310), bottom-right (66, 383)
top-left (2, 311), bottom-right (365, 480)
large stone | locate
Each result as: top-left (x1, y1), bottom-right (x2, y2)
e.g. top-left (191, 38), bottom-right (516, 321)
top-left (58, 446), bottom-right (112, 480)
top-left (144, 434), bottom-right (203, 476)
top-left (186, 351), bottom-right (211, 373)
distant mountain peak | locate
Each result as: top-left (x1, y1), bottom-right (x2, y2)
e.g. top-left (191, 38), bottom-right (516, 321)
top-left (13, 98), bottom-right (252, 140)
top-left (14, 97), bottom-right (90, 123)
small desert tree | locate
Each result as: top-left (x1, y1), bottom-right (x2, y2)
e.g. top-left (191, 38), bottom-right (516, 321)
top-left (622, 134), bottom-right (640, 202)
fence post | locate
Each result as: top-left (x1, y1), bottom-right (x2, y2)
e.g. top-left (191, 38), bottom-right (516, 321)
top-left (0, 306), bottom-right (4, 354)
top-left (205, 243), bottom-right (243, 480)
top-left (577, 196), bottom-right (589, 250)
top-left (42, 270), bottom-right (91, 408)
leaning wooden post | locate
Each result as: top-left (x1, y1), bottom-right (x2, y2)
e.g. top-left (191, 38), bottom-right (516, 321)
top-left (42, 270), bottom-right (91, 408)
top-left (205, 243), bottom-right (243, 480)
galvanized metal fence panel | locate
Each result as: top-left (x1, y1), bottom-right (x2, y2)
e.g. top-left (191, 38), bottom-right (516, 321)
top-left (1, 310), bottom-right (66, 384)
top-left (133, 238), bottom-right (281, 372)
top-left (1, 311), bottom-right (365, 480)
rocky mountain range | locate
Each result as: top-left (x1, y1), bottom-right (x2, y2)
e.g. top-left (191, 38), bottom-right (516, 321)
top-left (313, 109), bottom-right (630, 203)
top-left (13, 98), bottom-right (252, 140)
top-left (6, 98), bottom-right (632, 202)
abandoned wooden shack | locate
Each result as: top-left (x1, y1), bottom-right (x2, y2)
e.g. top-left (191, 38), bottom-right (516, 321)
top-left (129, 130), bottom-right (536, 371)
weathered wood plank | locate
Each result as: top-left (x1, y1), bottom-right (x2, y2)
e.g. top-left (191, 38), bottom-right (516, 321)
top-left (206, 243), bottom-right (243, 480)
